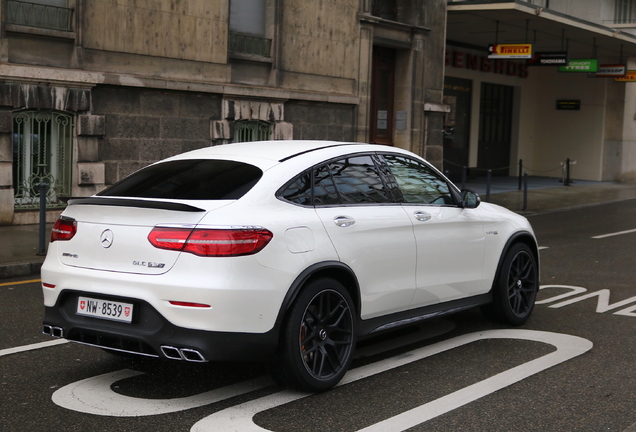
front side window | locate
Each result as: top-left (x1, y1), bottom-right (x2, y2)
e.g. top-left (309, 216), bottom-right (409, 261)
top-left (7, 0), bottom-right (73, 32)
top-left (13, 110), bottom-right (73, 208)
top-left (383, 154), bottom-right (455, 205)
top-left (98, 160), bottom-right (262, 200)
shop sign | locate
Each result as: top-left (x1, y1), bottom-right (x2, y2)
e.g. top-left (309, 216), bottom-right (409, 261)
top-left (445, 49), bottom-right (529, 78)
top-left (488, 43), bottom-right (533, 59)
top-left (527, 52), bottom-right (568, 66)
top-left (556, 100), bottom-right (581, 111)
top-left (615, 71), bottom-right (636, 82)
top-left (559, 59), bottom-right (598, 73)
top-left (595, 65), bottom-right (626, 77)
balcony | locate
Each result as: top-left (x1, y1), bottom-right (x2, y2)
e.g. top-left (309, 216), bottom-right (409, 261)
top-left (6, 0), bottom-right (73, 32)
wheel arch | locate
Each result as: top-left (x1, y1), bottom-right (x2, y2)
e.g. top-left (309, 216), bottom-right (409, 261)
top-left (491, 231), bottom-right (540, 292)
top-left (275, 261), bottom-right (361, 328)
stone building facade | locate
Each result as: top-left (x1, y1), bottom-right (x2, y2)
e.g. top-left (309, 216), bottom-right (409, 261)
top-left (0, 0), bottom-right (447, 225)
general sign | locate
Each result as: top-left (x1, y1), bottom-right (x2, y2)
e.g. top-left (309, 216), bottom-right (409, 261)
top-left (615, 71), bottom-right (636, 82)
top-left (559, 59), bottom-right (598, 73)
top-left (556, 100), bottom-right (581, 111)
top-left (488, 44), bottom-right (533, 59)
top-left (595, 65), bottom-right (626, 77)
top-left (527, 52), bottom-right (568, 66)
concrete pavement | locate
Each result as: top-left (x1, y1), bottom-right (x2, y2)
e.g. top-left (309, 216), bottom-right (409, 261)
top-left (2, 178), bottom-right (636, 279)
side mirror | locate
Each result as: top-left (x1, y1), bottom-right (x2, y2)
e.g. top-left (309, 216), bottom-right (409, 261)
top-left (461, 189), bottom-right (481, 209)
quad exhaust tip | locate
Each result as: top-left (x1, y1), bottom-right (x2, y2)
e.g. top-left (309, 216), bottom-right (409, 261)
top-left (43, 324), bottom-right (64, 338)
top-left (160, 345), bottom-right (207, 362)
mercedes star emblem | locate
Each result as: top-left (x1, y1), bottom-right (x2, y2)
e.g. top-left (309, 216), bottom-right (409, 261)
top-left (100, 229), bottom-right (114, 248)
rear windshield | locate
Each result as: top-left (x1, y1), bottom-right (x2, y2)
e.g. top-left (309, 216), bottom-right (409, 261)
top-left (98, 159), bottom-right (262, 200)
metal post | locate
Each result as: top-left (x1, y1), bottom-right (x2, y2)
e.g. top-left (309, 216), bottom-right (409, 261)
top-left (462, 166), bottom-right (467, 190)
top-left (518, 159), bottom-right (523, 190)
top-left (38, 182), bottom-right (48, 256)
top-left (523, 173), bottom-right (528, 211)
top-left (486, 169), bottom-right (492, 202)
top-left (564, 158), bottom-right (571, 186)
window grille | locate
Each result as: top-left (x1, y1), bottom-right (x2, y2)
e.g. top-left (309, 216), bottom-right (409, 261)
top-left (7, 0), bottom-right (73, 32)
top-left (233, 121), bottom-right (272, 143)
top-left (229, 32), bottom-right (272, 57)
top-left (13, 111), bottom-right (74, 209)
top-left (615, 0), bottom-right (635, 23)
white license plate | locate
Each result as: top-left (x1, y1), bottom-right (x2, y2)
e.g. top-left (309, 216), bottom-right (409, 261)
top-left (77, 296), bottom-right (134, 323)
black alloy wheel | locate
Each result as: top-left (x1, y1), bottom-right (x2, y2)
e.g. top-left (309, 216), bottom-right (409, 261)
top-left (482, 243), bottom-right (538, 326)
top-left (273, 278), bottom-right (356, 392)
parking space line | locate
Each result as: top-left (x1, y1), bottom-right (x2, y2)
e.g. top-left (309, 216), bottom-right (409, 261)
top-left (0, 279), bottom-right (41, 287)
top-left (592, 228), bottom-right (636, 239)
top-left (191, 330), bottom-right (593, 432)
top-left (0, 339), bottom-right (68, 357)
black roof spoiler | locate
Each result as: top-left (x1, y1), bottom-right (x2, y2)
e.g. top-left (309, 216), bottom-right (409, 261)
top-left (67, 197), bottom-right (205, 212)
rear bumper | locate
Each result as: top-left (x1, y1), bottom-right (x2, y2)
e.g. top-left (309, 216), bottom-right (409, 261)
top-left (42, 289), bottom-right (280, 362)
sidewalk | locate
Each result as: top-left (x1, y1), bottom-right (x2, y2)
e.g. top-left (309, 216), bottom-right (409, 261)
top-left (2, 179), bottom-right (636, 279)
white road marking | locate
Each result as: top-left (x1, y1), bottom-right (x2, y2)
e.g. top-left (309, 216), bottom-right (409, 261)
top-left (592, 228), bottom-right (636, 239)
top-left (535, 285), bottom-right (588, 305)
top-left (0, 339), bottom-right (68, 357)
top-left (191, 330), bottom-right (592, 432)
top-left (52, 370), bottom-right (273, 416)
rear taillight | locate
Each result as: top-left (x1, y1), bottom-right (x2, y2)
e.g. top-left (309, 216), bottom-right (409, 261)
top-left (51, 217), bottom-right (77, 242)
top-left (148, 227), bottom-right (273, 257)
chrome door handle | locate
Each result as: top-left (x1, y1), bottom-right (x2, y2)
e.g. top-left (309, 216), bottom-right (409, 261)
top-left (334, 216), bottom-right (355, 227)
top-left (414, 211), bottom-right (432, 222)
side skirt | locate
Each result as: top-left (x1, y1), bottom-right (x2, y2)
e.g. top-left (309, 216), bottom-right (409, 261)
top-left (358, 293), bottom-right (492, 338)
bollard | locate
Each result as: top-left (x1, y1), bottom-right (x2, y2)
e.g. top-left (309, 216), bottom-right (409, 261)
top-left (38, 182), bottom-right (48, 256)
top-left (523, 172), bottom-right (528, 211)
top-left (564, 158), bottom-right (571, 186)
top-left (486, 169), bottom-right (492, 202)
top-left (518, 159), bottom-right (523, 190)
top-left (462, 166), bottom-right (467, 190)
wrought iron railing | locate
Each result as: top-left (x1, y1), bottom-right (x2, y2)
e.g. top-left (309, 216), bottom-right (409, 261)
top-left (234, 120), bottom-right (272, 142)
top-left (13, 111), bottom-right (73, 209)
top-left (7, 0), bottom-right (73, 32)
top-left (229, 31), bottom-right (272, 57)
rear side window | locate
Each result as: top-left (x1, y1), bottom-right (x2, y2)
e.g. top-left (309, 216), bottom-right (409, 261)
top-left (98, 160), bottom-right (262, 200)
top-left (279, 154), bottom-right (391, 206)
top-left (327, 156), bottom-right (391, 204)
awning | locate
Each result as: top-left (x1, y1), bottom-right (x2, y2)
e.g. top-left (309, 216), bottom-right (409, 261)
top-left (447, 1), bottom-right (636, 62)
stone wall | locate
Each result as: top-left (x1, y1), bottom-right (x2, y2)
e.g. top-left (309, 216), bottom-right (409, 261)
top-left (91, 86), bottom-right (222, 186)
top-left (285, 101), bottom-right (356, 142)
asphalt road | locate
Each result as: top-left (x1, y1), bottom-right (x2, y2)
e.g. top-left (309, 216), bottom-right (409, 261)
top-left (1, 200), bottom-right (636, 432)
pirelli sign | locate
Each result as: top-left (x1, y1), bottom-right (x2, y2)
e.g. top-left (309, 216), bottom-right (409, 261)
top-left (488, 44), bottom-right (533, 59)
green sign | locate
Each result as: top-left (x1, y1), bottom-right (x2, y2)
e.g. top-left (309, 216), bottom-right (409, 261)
top-left (559, 59), bottom-right (598, 73)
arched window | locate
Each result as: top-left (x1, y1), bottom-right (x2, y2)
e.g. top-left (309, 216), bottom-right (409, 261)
top-left (13, 111), bottom-right (73, 208)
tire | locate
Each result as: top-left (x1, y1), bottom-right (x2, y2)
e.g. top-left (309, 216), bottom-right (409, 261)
top-left (482, 243), bottom-right (538, 326)
top-left (272, 278), bottom-right (356, 392)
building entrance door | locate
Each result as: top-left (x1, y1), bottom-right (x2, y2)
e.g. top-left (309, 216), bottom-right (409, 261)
top-left (478, 83), bottom-right (513, 175)
top-left (370, 47), bottom-right (395, 145)
top-left (443, 77), bottom-right (472, 180)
